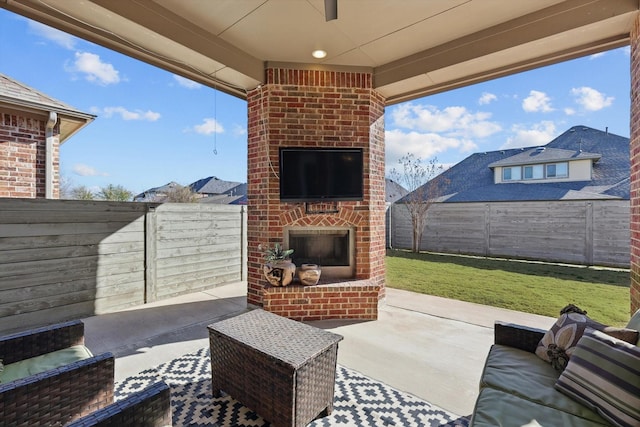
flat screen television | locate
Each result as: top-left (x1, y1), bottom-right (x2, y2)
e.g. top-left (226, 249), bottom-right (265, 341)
top-left (279, 147), bottom-right (364, 202)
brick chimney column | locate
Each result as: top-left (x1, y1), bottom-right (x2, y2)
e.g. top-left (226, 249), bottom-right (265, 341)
top-left (245, 67), bottom-right (386, 320)
top-left (630, 12), bottom-right (640, 314)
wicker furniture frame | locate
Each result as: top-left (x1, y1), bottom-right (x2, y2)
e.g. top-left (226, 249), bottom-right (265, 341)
top-left (494, 320), bottom-right (546, 353)
top-left (0, 320), bottom-right (115, 426)
top-left (67, 381), bottom-right (172, 426)
top-left (208, 309), bottom-right (343, 427)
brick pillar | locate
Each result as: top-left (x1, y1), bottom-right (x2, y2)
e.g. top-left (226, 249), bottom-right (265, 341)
top-left (246, 67), bottom-right (386, 320)
top-left (631, 12), bottom-right (640, 315)
top-left (0, 113), bottom-right (55, 198)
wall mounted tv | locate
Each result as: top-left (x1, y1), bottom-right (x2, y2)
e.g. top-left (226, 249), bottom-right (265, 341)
top-left (279, 147), bottom-right (364, 202)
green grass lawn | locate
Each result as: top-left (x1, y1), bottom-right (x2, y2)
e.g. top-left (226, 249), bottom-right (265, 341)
top-left (385, 249), bottom-right (632, 326)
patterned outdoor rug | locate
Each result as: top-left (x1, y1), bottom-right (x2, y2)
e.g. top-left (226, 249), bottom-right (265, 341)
top-left (115, 347), bottom-right (469, 427)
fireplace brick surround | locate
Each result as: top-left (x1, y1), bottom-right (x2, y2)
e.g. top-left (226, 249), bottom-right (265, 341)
top-left (246, 66), bottom-right (386, 321)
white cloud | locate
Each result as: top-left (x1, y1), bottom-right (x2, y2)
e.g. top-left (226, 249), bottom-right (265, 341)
top-left (193, 118), bottom-right (224, 135)
top-left (385, 128), bottom-right (477, 174)
top-left (173, 75), bottom-right (202, 89)
top-left (522, 90), bottom-right (553, 113)
top-left (502, 121), bottom-right (557, 149)
top-left (589, 52), bottom-right (606, 60)
top-left (73, 164), bottom-right (108, 177)
top-left (232, 124), bottom-right (247, 137)
top-left (564, 107), bottom-right (576, 116)
top-left (69, 52), bottom-right (120, 85)
top-left (623, 46), bottom-right (631, 56)
top-left (570, 86), bottom-right (613, 111)
top-left (27, 20), bottom-right (76, 50)
top-left (100, 106), bottom-right (161, 121)
top-left (389, 103), bottom-right (501, 138)
top-left (478, 92), bottom-right (497, 105)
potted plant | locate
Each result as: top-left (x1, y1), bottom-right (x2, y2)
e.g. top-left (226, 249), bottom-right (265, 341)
top-left (260, 243), bottom-right (296, 286)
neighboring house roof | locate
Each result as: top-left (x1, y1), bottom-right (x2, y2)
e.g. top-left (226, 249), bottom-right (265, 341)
top-left (385, 178), bottom-right (408, 204)
top-left (488, 147), bottom-right (601, 167)
top-left (0, 73), bottom-right (95, 142)
top-left (133, 181), bottom-right (182, 202)
top-left (401, 125), bottom-right (629, 203)
top-left (198, 194), bottom-right (247, 205)
top-left (189, 176), bottom-right (246, 196)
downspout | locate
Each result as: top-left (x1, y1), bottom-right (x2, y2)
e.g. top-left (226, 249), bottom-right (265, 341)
top-left (45, 112), bottom-right (58, 199)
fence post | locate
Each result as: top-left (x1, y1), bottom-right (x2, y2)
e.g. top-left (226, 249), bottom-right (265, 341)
top-left (241, 205), bottom-right (248, 281)
top-left (145, 205), bottom-right (158, 303)
top-left (484, 203), bottom-right (491, 256)
top-left (585, 202), bottom-right (594, 265)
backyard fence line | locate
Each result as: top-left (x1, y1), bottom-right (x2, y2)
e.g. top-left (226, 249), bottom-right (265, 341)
top-left (388, 200), bottom-right (630, 268)
top-left (0, 198), bottom-right (247, 334)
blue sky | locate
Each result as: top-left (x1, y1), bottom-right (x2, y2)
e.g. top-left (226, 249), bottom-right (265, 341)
top-left (0, 9), bottom-right (631, 194)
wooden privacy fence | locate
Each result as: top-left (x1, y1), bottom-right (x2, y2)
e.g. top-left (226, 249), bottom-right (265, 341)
top-left (0, 198), bottom-right (246, 333)
top-left (388, 200), bottom-right (630, 268)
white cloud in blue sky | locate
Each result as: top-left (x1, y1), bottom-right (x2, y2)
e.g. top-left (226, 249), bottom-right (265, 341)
top-left (570, 86), bottom-right (614, 112)
top-left (191, 118), bottom-right (225, 135)
top-left (478, 92), bottom-right (497, 105)
top-left (66, 52), bottom-right (120, 85)
top-left (93, 106), bottom-right (161, 121)
top-left (27, 20), bottom-right (76, 50)
top-left (522, 90), bottom-right (554, 113)
top-left (173, 75), bottom-right (202, 89)
top-left (73, 163), bottom-right (109, 177)
top-left (502, 121), bottom-right (557, 149)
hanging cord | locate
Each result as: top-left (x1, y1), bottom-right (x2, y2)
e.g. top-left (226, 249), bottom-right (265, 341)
top-left (213, 70), bottom-right (218, 155)
top-left (261, 84), bottom-right (279, 179)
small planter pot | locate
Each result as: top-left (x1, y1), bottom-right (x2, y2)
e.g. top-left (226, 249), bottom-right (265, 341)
top-left (298, 263), bottom-right (321, 286)
top-left (263, 260), bottom-right (296, 286)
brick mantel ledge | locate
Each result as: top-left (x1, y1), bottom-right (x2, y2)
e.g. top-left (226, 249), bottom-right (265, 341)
top-left (261, 280), bottom-right (381, 321)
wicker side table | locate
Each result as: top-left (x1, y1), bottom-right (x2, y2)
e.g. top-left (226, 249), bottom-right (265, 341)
top-left (208, 309), bottom-right (343, 427)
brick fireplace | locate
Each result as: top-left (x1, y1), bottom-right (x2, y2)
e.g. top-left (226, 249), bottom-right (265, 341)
top-left (246, 66), bottom-right (386, 321)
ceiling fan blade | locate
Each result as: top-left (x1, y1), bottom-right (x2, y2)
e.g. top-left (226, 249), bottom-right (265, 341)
top-left (324, 0), bottom-right (337, 21)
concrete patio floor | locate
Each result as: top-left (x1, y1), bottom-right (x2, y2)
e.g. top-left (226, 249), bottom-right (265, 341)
top-left (82, 281), bottom-right (556, 417)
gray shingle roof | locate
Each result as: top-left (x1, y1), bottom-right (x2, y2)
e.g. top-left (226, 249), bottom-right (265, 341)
top-left (0, 73), bottom-right (91, 118)
top-left (189, 176), bottom-right (246, 196)
top-left (400, 125), bottom-right (629, 203)
top-left (488, 147), bottom-right (601, 167)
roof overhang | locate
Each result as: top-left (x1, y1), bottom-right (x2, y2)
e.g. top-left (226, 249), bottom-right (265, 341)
top-left (0, 96), bottom-right (95, 143)
top-left (1, 0), bottom-right (637, 105)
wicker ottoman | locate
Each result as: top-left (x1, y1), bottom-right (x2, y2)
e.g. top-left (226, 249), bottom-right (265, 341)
top-left (208, 309), bottom-right (343, 427)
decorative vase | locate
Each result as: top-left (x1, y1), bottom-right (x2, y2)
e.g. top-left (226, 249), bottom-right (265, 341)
top-left (298, 263), bottom-right (321, 286)
top-left (263, 260), bottom-right (296, 286)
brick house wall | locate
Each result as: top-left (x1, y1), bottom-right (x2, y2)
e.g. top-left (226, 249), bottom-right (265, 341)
top-left (630, 12), bottom-right (640, 315)
top-left (0, 111), bottom-right (59, 198)
top-left (246, 67), bottom-right (386, 321)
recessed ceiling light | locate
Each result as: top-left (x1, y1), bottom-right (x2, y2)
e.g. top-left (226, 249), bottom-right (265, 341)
top-left (312, 49), bottom-right (327, 59)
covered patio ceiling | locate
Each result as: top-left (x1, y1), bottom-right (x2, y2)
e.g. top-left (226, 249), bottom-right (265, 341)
top-left (1, 0), bottom-right (637, 105)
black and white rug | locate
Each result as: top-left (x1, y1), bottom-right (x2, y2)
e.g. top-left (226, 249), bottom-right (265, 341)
top-left (115, 347), bottom-right (469, 427)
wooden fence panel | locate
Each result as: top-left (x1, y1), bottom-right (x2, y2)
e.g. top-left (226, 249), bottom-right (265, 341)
top-left (390, 200), bottom-right (630, 268)
top-left (0, 199), bottom-right (246, 334)
top-left (0, 199), bottom-right (148, 333)
top-left (146, 204), bottom-right (244, 301)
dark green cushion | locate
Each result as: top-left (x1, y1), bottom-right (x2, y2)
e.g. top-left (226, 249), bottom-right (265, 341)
top-left (480, 345), bottom-right (609, 424)
top-left (0, 345), bottom-right (93, 383)
top-left (471, 387), bottom-right (611, 427)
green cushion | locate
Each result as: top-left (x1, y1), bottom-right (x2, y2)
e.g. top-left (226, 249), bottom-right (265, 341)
top-left (0, 345), bottom-right (93, 384)
top-left (555, 329), bottom-right (640, 427)
top-left (480, 345), bottom-right (609, 424)
top-left (471, 387), bottom-right (611, 427)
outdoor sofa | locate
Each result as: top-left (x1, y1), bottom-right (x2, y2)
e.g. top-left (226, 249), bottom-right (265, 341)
top-left (470, 308), bottom-right (640, 426)
top-left (0, 319), bottom-right (173, 426)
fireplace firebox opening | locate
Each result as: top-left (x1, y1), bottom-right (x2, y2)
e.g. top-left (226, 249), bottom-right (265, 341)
top-left (284, 226), bottom-right (355, 279)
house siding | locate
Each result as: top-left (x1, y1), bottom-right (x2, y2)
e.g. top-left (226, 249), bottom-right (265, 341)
top-left (0, 112), bottom-right (58, 198)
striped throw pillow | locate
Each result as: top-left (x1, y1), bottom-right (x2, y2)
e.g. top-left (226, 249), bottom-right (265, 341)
top-left (555, 329), bottom-right (640, 427)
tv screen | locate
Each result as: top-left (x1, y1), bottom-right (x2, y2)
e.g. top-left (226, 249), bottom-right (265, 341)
top-left (279, 148), bottom-right (364, 202)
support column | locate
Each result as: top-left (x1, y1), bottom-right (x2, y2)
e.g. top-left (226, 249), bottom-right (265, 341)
top-left (245, 66), bottom-right (386, 320)
top-left (630, 12), bottom-right (640, 314)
